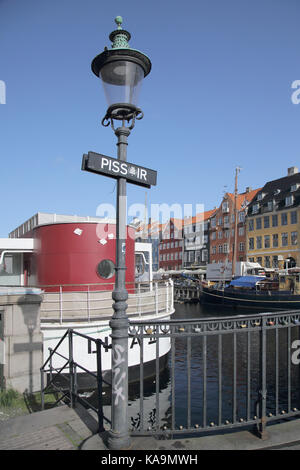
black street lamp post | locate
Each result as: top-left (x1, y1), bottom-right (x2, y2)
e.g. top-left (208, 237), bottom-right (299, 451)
top-left (90, 16), bottom-right (151, 450)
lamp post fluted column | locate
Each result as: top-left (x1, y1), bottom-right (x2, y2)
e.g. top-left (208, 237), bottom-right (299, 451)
top-left (108, 123), bottom-right (131, 450)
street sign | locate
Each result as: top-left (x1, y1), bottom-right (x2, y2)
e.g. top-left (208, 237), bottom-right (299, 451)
top-left (82, 151), bottom-right (157, 188)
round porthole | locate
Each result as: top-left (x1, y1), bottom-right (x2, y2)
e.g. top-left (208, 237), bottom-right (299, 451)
top-left (97, 259), bottom-right (115, 279)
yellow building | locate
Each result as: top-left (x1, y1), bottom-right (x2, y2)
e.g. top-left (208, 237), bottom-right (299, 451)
top-left (246, 167), bottom-right (300, 269)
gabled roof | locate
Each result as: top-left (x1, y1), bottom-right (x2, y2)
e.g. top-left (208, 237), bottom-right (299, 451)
top-left (248, 172), bottom-right (300, 214)
top-left (223, 188), bottom-right (261, 212)
top-left (183, 209), bottom-right (217, 226)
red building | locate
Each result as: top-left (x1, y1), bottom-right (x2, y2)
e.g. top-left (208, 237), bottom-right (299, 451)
top-left (209, 188), bottom-right (260, 265)
top-left (7, 212), bottom-right (136, 292)
top-left (159, 218), bottom-right (183, 271)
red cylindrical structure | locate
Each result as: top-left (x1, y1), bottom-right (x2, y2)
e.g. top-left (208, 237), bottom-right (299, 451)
top-left (29, 222), bottom-right (135, 292)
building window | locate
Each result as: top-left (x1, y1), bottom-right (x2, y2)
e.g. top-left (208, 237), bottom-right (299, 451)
top-left (218, 217), bottom-right (223, 226)
top-left (239, 242), bottom-right (245, 252)
top-left (267, 201), bottom-right (273, 211)
top-left (264, 256), bottom-right (271, 268)
top-left (257, 257), bottom-right (262, 265)
top-left (248, 219), bottom-right (254, 231)
top-left (272, 256), bottom-right (278, 268)
top-left (218, 245), bottom-right (223, 253)
top-left (239, 227), bottom-right (244, 236)
top-left (272, 214), bottom-right (278, 227)
top-left (256, 236), bottom-right (262, 249)
top-left (211, 232), bottom-right (216, 240)
top-left (285, 195), bottom-right (294, 206)
top-left (202, 249), bottom-right (208, 261)
top-left (252, 204), bottom-right (260, 214)
top-left (212, 246), bottom-right (216, 254)
top-left (222, 201), bottom-right (229, 213)
top-left (249, 238), bottom-right (254, 250)
top-left (238, 212), bottom-right (245, 223)
top-left (264, 235), bottom-right (270, 248)
top-left (291, 231), bottom-right (298, 246)
top-left (256, 218), bottom-right (262, 230)
top-left (223, 243), bottom-right (229, 253)
top-left (282, 232), bottom-right (288, 246)
top-left (272, 233), bottom-right (278, 247)
top-left (281, 213), bottom-right (288, 226)
top-left (264, 216), bottom-right (270, 228)
top-left (291, 211), bottom-right (297, 224)
top-left (218, 230), bottom-right (223, 239)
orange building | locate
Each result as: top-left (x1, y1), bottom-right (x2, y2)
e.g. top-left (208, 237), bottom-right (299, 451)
top-left (209, 187), bottom-right (261, 265)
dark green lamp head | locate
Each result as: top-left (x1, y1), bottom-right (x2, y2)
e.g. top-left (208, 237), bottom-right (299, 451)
top-left (91, 17), bottom-right (151, 121)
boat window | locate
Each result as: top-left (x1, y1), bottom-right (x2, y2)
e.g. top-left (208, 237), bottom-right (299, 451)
top-left (96, 259), bottom-right (115, 279)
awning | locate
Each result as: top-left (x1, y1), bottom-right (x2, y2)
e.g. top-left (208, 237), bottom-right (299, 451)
top-left (229, 275), bottom-right (266, 288)
top-left (183, 269), bottom-right (206, 275)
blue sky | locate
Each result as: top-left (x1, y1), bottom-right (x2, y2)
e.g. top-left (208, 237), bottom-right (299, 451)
top-left (0, 0), bottom-right (299, 236)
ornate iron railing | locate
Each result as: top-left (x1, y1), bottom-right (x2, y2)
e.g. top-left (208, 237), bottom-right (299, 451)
top-left (40, 309), bottom-right (300, 442)
top-left (129, 310), bottom-right (300, 438)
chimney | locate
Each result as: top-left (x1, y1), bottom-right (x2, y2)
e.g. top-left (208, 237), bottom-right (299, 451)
top-left (288, 167), bottom-right (299, 176)
top-left (245, 187), bottom-right (252, 193)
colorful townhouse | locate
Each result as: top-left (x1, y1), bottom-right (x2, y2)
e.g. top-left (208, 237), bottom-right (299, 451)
top-left (183, 209), bottom-right (216, 267)
top-left (246, 167), bottom-right (300, 269)
top-left (159, 218), bottom-right (184, 271)
top-left (209, 187), bottom-right (260, 265)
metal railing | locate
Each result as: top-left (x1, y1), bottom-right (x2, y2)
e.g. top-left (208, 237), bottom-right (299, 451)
top-left (129, 310), bottom-right (300, 438)
top-left (40, 328), bottom-right (111, 433)
top-left (39, 280), bottom-right (174, 323)
top-left (40, 309), bottom-right (300, 442)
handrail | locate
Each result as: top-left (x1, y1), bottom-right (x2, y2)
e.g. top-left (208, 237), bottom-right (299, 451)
top-left (39, 280), bottom-right (174, 324)
top-left (40, 328), bottom-right (111, 433)
top-left (41, 329), bottom-right (70, 369)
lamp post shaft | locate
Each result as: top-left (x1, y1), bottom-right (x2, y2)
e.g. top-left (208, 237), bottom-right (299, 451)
top-left (108, 123), bottom-right (131, 450)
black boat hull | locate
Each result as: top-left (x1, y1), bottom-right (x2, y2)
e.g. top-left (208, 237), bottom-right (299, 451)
top-left (200, 286), bottom-right (300, 311)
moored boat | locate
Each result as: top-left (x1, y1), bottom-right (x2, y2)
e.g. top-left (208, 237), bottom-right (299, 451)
top-left (41, 280), bottom-right (175, 388)
top-left (200, 272), bottom-right (300, 311)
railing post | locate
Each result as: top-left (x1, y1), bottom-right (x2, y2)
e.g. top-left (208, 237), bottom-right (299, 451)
top-left (87, 285), bottom-right (90, 322)
top-left (96, 339), bottom-right (105, 433)
top-left (155, 282), bottom-right (158, 315)
top-left (138, 283), bottom-right (141, 317)
top-left (59, 286), bottom-right (63, 325)
top-left (68, 329), bottom-right (75, 408)
top-left (40, 368), bottom-right (45, 411)
top-left (166, 281), bottom-right (169, 313)
top-left (170, 279), bottom-right (174, 311)
top-left (49, 348), bottom-right (53, 383)
top-left (256, 317), bottom-right (269, 440)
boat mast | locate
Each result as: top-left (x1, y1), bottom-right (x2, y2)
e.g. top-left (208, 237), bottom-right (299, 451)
top-left (232, 167), bottom-right (241, 278)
